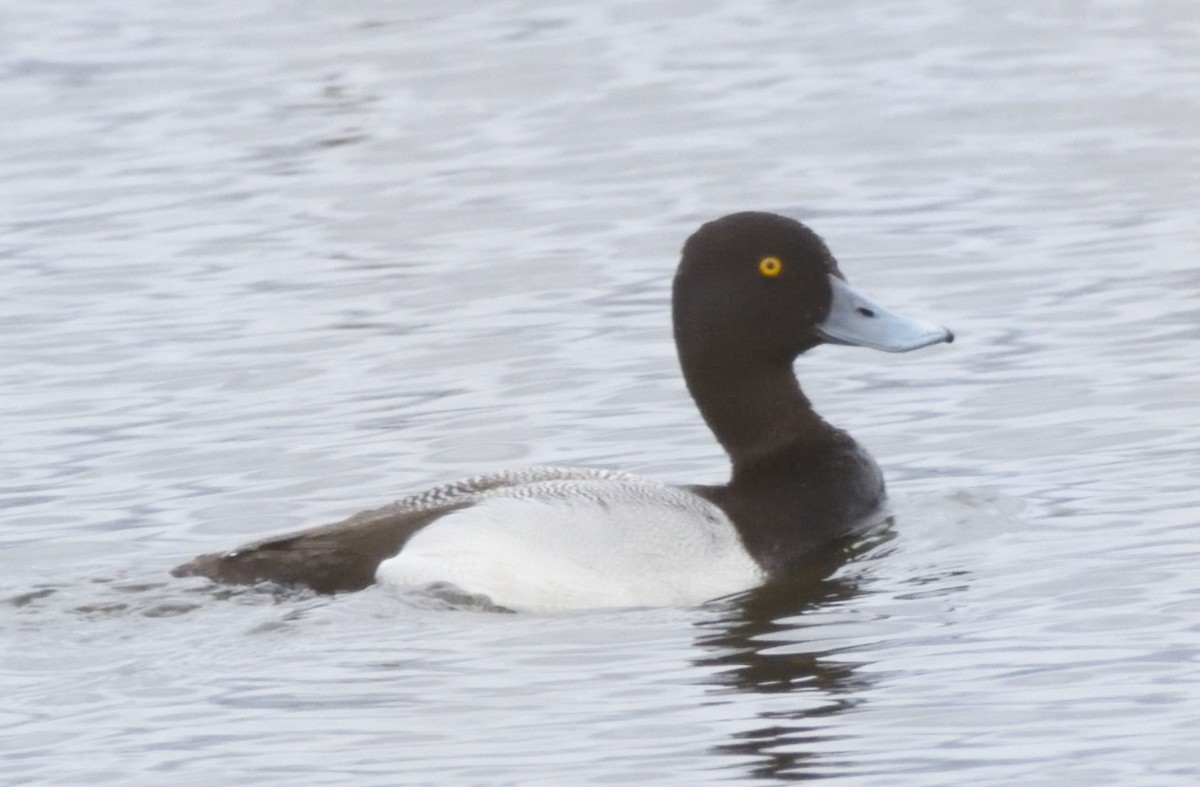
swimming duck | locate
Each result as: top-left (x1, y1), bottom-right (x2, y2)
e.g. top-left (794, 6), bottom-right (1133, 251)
top-left (173, 212), bottom-right (952, 611)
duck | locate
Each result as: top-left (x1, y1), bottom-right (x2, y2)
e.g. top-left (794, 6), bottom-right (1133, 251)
top-left (172, 211), bottom-right (952, 611)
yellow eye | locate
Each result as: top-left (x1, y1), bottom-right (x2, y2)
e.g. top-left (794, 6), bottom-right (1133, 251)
top-left (758, 256), bottom-right (783, 277)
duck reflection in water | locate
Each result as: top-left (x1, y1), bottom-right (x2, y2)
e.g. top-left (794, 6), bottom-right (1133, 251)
top-left (693, 525), bottom-right (894, 781)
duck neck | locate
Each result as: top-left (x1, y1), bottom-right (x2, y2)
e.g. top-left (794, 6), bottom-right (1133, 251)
top-left (682, 355), bottom-right (836, 469)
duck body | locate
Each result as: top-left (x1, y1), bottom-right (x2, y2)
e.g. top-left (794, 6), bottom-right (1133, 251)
top-left (173, 212), bottom-right (951, 611)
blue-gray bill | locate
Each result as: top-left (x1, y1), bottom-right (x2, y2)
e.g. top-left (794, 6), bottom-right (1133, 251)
top-left (816, 275), bottom-right (954, 352)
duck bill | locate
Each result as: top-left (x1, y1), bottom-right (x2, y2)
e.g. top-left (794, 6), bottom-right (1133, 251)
top-left (816, 275), bottom-right (953, 352)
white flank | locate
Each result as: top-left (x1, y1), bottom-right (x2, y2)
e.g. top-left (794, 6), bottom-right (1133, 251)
top-left (375, 477), bottom-right (764, 612)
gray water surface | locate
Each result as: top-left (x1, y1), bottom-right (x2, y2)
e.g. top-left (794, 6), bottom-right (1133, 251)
top-left (3, 1), bottom-right (1199, 784)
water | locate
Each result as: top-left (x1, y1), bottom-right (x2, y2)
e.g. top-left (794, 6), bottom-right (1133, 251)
top-left (3, 0), bottom-right (1199, 783)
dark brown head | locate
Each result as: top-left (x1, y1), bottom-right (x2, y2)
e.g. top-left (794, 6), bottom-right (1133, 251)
top-left (673, 211), bottom-right (952, 373)
top-left (674, 212), bottom-right (846, 369)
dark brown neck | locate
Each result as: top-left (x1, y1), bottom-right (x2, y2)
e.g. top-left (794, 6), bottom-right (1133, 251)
top-left (682, 354), bottom-right (837, 469)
